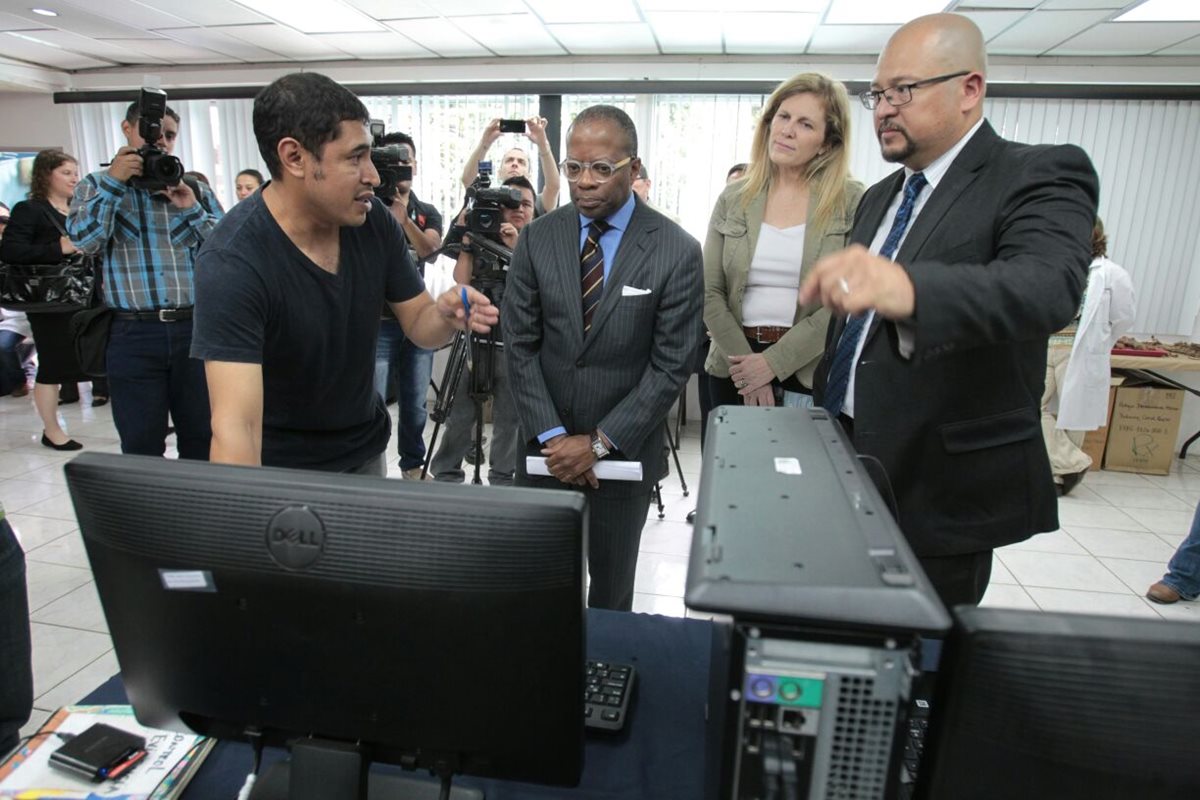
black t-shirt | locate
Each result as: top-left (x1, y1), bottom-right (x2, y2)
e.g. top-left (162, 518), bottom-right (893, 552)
top-left (191, 189), bottom-right (424, 471)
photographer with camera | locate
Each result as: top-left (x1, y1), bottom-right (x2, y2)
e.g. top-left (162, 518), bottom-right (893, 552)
top-left (427, 175), bottom-right (534, 485)
top-left (192, 72), bottom-right (496, 474)
top-left (372, 130), bottom-right (443, 480)
top-left (460, 117), bottom-right (560, 216)
top-left (68, 90), bottom-right (223, 460)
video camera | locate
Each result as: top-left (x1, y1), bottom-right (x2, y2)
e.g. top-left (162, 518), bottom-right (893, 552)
top-left (131, 88), bottom-right (184, 192)
top-left (465, 162), bottom-right (523, 240)
top-left (368, 120), bottom-right (414, 206)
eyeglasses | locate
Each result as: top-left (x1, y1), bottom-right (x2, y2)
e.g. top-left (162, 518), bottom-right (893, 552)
top-left (859, 71), bottom-right (970, 110)
top-left (559, 156), bottom-right (633, 183)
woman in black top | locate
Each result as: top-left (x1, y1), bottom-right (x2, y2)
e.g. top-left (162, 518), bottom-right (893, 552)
top-left (0, 150), bottom-right (101, 450)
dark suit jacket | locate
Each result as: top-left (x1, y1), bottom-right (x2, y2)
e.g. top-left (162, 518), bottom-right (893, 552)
top-left (814, 121), bottom-right (1099, 557)
top-left (503, 196), bottom-right (703, 497)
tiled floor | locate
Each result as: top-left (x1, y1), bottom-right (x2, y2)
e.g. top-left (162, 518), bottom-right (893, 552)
top-left (9, 381), bottom-right (1200, 739)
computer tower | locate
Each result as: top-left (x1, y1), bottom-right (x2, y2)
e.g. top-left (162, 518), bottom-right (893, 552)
top-left (688, 407), bottom-right (950, 800)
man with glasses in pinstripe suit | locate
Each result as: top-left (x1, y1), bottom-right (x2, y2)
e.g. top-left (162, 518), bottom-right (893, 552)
top-left (504, 105), bottom-right (702, 611)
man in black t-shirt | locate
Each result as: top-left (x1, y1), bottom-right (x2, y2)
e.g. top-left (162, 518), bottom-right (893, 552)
top-left (191, 72), bottom-right (496, 474)
top-left (372, 131), bottom-right (443, 479)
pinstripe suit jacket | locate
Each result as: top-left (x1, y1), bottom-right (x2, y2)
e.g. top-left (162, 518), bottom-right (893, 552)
top-left (503, 196), bottom-right (703, 495)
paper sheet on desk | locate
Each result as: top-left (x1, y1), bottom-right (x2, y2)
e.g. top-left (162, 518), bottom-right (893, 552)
top-left (526, 457), bottom-right (643, 481)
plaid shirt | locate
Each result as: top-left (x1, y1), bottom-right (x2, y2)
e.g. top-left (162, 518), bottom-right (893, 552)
top-left (68, 171), bottom-right (223, 311)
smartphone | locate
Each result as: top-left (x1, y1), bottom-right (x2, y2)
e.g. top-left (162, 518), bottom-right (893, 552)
top-left (499, 119), bottom-right (526, 133)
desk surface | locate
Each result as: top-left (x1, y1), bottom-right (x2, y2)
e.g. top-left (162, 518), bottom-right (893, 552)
top-left (83, 609), bottom-right (717, 800)
top-left (1111, 353), bottom-right (1200, 371)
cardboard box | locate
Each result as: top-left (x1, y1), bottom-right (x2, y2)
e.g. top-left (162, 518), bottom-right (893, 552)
top-left (1081, 378), bottom-right (1122, 470)
top-left (1103, 378), bottom-right (1185, 475)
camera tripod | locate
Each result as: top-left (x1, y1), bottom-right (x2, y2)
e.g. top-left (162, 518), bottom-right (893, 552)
top-left (420, 328), bottom-right (500, 485)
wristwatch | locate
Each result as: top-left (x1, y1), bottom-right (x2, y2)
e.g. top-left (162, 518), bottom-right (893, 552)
top-left (590, 431), bottom-right (611, 460)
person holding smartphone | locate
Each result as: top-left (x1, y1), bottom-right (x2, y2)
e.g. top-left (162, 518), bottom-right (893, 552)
top-left (460, 117), bottom-right (560, 215)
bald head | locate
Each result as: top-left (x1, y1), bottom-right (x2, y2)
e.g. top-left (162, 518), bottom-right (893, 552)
top-left (871, 12), bottom-right (988, 170)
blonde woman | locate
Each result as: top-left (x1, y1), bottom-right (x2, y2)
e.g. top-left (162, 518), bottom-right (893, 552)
top-left (704, 73), bottom-right (863, 408)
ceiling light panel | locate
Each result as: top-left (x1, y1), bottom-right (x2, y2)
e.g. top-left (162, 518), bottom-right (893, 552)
top-left (128, 0), bottom-right (273, 26)
top-left (548, 22), bottom-right (659, 54)
top-left (450, 13), bottom-right (565, 55)
top-left (525, 0), bottom-right (641, 23)
top-left (646, 11), bottom-right (723, 53)
top-left (1049, 21), bottom-right (1200, 54)
top-left (723, 12), bottom-right (819, 53)
top-left (230, 0), bottom-right (384, 33)
top-left (221, 23), bottom-right (350, 59)
top-left (826, 0), bottom-right (951, 25)
top-left (382, 17), bottom-right (491, 56)
top-left (311, 31), bottom-right (435, 58)
top-left (1116, 0), bottom-right (1200, 22)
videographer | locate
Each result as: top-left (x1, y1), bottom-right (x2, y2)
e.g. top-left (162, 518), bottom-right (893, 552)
top-left (428, 176), bottom-right (534, 485)
top-left (68, 94), bottom-right (223, 460)
top-left (373, 131), bottom-right (443, 480)
top-left (460, 117), bottom-right (560, 216)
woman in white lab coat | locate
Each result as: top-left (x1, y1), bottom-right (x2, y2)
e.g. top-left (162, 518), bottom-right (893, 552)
top-left (1042, 218), bottom-right (1136, 494)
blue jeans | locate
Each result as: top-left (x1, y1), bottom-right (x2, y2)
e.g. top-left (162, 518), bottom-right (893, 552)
top-left (0, 331), bottom-right (27, 396)
top-left (373, 320), bottom-right (434, 470)
top-left (107, 319), bottom-right (211, 460)
top-left (1160, 500), bottom-right (1200, 600)
top-left (0, 515), bottom-right (32, 755)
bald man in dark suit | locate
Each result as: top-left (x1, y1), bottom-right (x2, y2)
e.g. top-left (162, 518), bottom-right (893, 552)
top-left (803, 14), bottom-right (1099, 608)
top-left (503, 105), bottom-right (702, 611)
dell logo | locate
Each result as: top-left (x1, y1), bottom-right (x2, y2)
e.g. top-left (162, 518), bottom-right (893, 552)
top-left (266, 506), bottom-right (326, 570)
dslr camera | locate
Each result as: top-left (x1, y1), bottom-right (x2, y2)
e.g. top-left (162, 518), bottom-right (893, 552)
top-left (131, 87), bottom-right (184, 191)
top-left (465, 162), bottom-right (523, 240)
top-left (368, 120), bottom-right (414, 206)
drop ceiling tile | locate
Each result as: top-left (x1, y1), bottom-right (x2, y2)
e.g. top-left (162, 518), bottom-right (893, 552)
top-left (641, 0), bottom-right (824, 9)
top-left (826, 0), bottom-right (951, 25)
top-left (1049, 21), bottom-right (1200, 54)
top-left (526, 0), bottom-right (641, 24)
top-left (429, 0), bottom-right (530, 14)
top-left (24, 29), bottom-right (165, 64)
top-left (223, 0), bottom-right (384, 34)
top-left (0, 12), bottom-right (45, 32)
top-left (986, 8), bottom-right (1114, 55)
top-left (310, 31), bottom-right (435, 59)
top-left (724, 12), bottom-right (820, 54)
top-left (646, 12), bottom-right (723, 53)
top-left (12, 5), bottom-right (164, 39)
top-left (382, 17), bottom-right (491, 56)
top-left (0, 32), bottom-right (116, 69)
top-left (134, 0), bottom-right (274, 26)
top-left (1038, 0), bottom-right (1132, 8)
top-left (958, 9), bottom-right (1028, 40)
top-left (100, 37), bottom-right (242, 63)
top-left (950, 0), bottom-right (1037, 7)
top-left (549, 23), bottom-right (659, 54)
top-left (220, 23), bottom-right (352, 60)
top-left (343, 0), bottom-right (441, 18)
top-left (450, 14), bottom-right (566, 55)
top-left (154, 27), bottom-right (286, 61)
top-left (1116, 0), bottom-right (1200, 21)
top-left (1156, 33), bottom-right (1200, 54)
top-left (55, 0), bottom-right (192, 29)
top-left (806, 24), bottom-right (897, 55)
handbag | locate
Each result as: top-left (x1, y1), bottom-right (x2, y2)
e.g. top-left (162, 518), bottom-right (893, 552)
top-left (70, 305), bottom-right (113, 378)
top-left (0, 207), bottom-right (96, 313)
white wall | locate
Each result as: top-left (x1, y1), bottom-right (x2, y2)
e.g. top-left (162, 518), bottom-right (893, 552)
top-left (0, 93), bottom-right (71, 151)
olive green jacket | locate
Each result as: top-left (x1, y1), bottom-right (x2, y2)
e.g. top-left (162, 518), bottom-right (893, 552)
top-left (703, 178), bottom-right (864, 389)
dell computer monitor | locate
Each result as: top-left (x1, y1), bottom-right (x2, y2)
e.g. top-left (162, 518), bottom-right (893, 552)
top-left (916, 606), bottom-right (1200, 800)
top-left (65, 453), bottom-right (587, 795)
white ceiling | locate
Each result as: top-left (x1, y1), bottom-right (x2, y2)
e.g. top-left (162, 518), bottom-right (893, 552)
top-left (0, 0), bottom-right (1198, 86)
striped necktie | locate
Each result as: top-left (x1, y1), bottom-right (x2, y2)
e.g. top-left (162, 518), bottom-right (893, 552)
top-left (822, 171), bottom-right (928, 417)
top-left (581, 219), bottom-right (610, 332)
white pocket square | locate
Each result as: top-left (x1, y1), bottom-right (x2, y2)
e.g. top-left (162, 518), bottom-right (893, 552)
top-left (621, 285), bottom-right (652, 297)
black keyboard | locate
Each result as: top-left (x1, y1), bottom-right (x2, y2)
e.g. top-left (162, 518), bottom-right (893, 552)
top-left (897, 697), bottom-right (931, 799)
top-left (584, 660), bottom-right (635, 732)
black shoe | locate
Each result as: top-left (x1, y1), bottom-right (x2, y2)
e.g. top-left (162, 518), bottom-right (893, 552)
top-left (686, 509), bottom-right (697, 524)
top-left (58, 386), bottom-right (79, 405)
top-left (91, 395), bottom-right (109, 407)
top-left (1060, 469), bottom-right (1087, 497)
top-left (41, 432), bottom-right (82, 451)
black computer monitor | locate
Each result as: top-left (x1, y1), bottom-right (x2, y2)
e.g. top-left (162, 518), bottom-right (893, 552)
top-left (915, 606), bottom-right (1200, 800)
top-left (65, 453), bottom-right (587, 799)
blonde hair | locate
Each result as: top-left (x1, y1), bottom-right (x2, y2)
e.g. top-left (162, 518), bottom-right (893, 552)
top-left (738, 72), bottom-right (854, 231)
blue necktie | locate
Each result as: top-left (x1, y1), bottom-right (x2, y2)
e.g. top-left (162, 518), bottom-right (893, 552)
top-left (822, 172), bottom-right (928, 417)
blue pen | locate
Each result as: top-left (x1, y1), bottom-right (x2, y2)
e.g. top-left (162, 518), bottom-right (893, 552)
top-left (460, 287), bottom-right (473, 370)
top-left (460, 286), bottom-right (471, 326)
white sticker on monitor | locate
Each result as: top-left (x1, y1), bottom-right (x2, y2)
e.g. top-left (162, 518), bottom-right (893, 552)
top-left (159, 569), bottom-right (216, 592)
top-left (774, 457), bottom-right (802, 475)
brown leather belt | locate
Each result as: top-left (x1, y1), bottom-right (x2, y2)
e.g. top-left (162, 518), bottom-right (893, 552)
top-left (113, 307), bottom-right (193, 322)
top-left (742, 325), bottom-right (789, 344)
